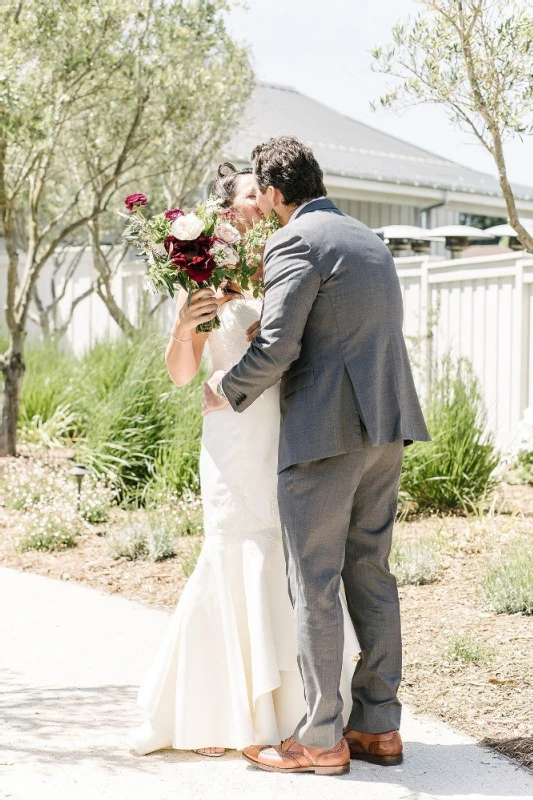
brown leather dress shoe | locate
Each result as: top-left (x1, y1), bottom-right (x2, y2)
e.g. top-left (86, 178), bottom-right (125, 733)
top-left (343, 729), bottom-right (403, 766)
top-left (242, 736), bottom-right (350, 776)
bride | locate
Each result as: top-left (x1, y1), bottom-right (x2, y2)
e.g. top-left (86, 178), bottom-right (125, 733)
top-left (129, 163), bottom-right (360, 758)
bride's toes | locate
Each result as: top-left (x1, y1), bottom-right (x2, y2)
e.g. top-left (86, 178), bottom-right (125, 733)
top-left (196, 747), bottom-right (225, 757)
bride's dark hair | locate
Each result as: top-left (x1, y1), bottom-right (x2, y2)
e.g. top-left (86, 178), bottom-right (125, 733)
top-left (211, 162), bottom-right (252, 208)
top-left (211, 162), bottom-right (252, 296)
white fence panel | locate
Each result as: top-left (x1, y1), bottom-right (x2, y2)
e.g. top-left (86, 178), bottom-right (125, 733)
top-left (396, 252), bottom-right (533, 444)
top-left (2, 240), bottom-right (533, 444)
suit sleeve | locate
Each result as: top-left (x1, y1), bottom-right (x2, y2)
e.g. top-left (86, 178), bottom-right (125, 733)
top-left (221, 229), bottom-right (321, 413)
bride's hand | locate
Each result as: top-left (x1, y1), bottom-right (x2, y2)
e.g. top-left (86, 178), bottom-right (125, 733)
top-left (172, 288), bottom-right (218, 338)
top-left (202, 370), bottom-right (229, 416)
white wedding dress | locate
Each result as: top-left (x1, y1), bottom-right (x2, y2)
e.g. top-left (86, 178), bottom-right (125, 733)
top-left (131, 296), bottom-right (360, 753)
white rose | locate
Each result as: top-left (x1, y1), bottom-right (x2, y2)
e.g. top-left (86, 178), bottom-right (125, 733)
top-left (170, 213), bottom-right (204, 241)
top-left (214, 220), bottom-right (240, 244)
top-left (211, 242), bottom-right (239, 266)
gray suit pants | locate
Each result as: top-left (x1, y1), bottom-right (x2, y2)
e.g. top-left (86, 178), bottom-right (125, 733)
top-left (277, 435), bottom-right (404, 749)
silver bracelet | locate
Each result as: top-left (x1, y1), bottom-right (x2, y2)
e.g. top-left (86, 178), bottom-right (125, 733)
top-left (170, 332), bottom-right (192, 344)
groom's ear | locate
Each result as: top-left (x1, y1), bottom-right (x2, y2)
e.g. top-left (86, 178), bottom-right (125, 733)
top-left (271, 186), bottom-right (286, 208)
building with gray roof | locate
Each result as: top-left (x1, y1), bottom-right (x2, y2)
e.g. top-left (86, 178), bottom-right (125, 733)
top-left (225, 84), bottom-right (533, 231)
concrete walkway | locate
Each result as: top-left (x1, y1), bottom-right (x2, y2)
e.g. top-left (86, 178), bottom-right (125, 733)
top-left (1, 567), bottom-right (533, 800)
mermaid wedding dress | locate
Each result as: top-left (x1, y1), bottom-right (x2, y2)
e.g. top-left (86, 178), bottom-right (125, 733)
top-left (130, 296), bottom-right (360, 753)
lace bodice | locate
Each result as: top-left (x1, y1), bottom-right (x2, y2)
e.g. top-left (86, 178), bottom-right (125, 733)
top-left (207, 296), bottom-right (263, 373)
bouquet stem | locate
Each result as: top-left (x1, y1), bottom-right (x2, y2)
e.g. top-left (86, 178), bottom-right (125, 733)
top-left (189, 283), bottom-right (221, 334)
top-left (196, 317), bottom-right (221, 334)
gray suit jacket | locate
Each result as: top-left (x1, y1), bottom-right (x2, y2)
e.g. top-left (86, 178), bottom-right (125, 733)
top-left (221, 198), bottom-right (430, 473)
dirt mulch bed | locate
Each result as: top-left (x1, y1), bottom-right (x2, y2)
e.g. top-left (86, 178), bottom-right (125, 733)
top-left (1, 475), bottom-right (532, 771)
top-left (0, 507), bottom-right (197, 609)
top-left (397, 484), bottom-right (533, 770)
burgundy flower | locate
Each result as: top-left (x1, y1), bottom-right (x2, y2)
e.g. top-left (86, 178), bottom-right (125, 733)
top-left (164, 208), bottom-right (185, 221)
top-left (164, 233), bottom-right (217, 284)
top-left (186, 254), bottom-right (217, 283)
top-left (125, 193), bottom-right (148, 212)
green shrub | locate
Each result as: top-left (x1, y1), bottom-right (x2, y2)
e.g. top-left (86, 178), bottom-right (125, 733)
top-left (446, 633), bottom-right (494, 664)
top-left (390, 534), bottom-right (443, 585)
top-left (16, 501), bottom-right (81, 552)
top-left (19, 341), bottom-right (77, 425)
top-left (1, 458), bottom-right (113, 525)
top-left (400, 356), bottom-right (500, 512)
top-left (106, 520), bottom-right (147, 560)
top-left (145, 514), bottom-right (177, 562)
top-left (105, 510), bottom-right (184, 562)
top-left (2, 458), bottom-right (68, 510)
top-left (481, 542), bottom-right (533, 615)
top-left (76, 331), bottom-right (204, 504)
top-left (18, 404), bottom-right (81, 449)
top-left (80, 480), bottom-right (115, 524)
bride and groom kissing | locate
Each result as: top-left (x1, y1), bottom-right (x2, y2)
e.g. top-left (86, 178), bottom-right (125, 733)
top-left (130, 136), bottom-right (430, 776)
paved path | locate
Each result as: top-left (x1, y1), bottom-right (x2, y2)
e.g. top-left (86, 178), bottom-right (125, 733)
top-left (1, 567), bottom-right (533, 800)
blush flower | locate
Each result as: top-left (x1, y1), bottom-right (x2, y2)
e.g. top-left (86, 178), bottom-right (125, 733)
top-left (214, 220), bottom-right (240, 244)
top-left (170, 212), bottom-right (204, 241)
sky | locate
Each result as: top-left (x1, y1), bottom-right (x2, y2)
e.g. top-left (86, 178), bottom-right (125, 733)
top-left (227, 0), bottom-right (533, 188)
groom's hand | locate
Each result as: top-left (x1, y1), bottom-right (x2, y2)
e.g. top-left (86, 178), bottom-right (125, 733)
top-left (202, 370), bottom-right (229, 416)
top-left (246, 320), bottom-right (261, 342)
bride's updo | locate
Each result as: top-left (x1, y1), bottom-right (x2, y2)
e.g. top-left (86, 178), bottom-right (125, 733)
top-left (211, 162), bottom-right (252, 208)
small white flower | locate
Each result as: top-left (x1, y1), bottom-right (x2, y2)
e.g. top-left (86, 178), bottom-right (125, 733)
top-left (214, 220), bottom-right (240, 244)
top-left (170, 213), bottom-right (204, 241)
top-left (143, 274), bottom-right (157, 294)
top-left (153, 242), bottom-right (167, 256)
top-left (210, 242), bottom-right (239, 266)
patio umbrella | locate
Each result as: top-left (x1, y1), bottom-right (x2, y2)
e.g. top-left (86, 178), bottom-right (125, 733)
top-left (429, 225), bottom-right (496, 258)
top-left (372, 225), bottom-right (444, 256)
top-left (484, 219), bottom-right (533, 251)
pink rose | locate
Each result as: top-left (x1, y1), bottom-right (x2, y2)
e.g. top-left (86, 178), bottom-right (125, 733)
top-left (125, 193), bottom-right (148, 212)
top-left (214, 219), bottom-right (240, 244)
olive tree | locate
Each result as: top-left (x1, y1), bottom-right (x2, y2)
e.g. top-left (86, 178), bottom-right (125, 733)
top-left (371, 0), bottom-right (533, 252)
top-left (0, 0), bottom-right (252, 454)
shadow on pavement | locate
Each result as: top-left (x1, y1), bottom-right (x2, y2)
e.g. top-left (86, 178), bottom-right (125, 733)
top-left (2, 670), bottom-right (532, 797)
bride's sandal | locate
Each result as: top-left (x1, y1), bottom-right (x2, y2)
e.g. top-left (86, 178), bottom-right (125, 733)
top-left (196, 747), bottom-right (225, 758)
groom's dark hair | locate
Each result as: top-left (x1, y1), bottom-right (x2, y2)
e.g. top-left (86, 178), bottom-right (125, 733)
top-left (251, 136), bottom-right (327, 206)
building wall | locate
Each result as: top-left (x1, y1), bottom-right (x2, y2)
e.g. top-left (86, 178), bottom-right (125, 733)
top-left (330, 198), bottom-right (420, 228)
top-left (330, 199), bottom-right (460, 257)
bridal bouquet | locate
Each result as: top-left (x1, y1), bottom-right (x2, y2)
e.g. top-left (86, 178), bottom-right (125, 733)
top-left (122, 192), bottom-right (279, 332)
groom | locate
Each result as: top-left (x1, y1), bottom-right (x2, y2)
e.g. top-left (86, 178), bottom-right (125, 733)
top-left (214, 136), bottom-right (430, 775)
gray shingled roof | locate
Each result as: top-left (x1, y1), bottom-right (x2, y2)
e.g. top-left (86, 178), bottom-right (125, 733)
top-left (225, 84), bottom-right (533, 201)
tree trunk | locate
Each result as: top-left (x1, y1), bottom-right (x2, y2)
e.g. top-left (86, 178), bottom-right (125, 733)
top-left (0, 332), bottom-right (25, 456)
top-left (491, 131), bottom-right (533, 254)
top-left (90, 220), bottom-right (136, 337)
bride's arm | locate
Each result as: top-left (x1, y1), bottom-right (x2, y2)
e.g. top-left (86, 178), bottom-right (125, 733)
top-left (165, 288), bottom-right (218, 387)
